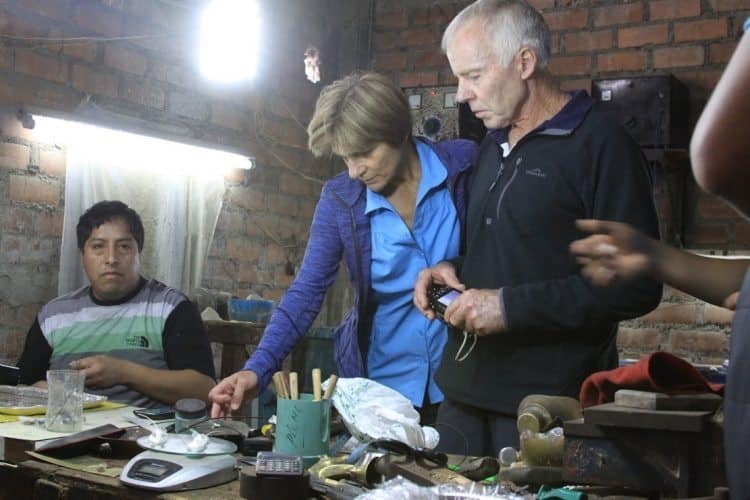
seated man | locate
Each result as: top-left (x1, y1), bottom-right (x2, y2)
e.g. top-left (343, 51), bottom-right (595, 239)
top-left (17, 200), bottom-right (216, 408)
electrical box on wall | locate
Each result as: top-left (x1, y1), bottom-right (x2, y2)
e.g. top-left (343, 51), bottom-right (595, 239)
top-left (591, 75), bottom-right (690, 149)
top-left (403, 86), bottom-right (485, 143)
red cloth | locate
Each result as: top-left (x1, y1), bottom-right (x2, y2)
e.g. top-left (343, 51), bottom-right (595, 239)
top-left (579, 351), bottom-right (724, 408)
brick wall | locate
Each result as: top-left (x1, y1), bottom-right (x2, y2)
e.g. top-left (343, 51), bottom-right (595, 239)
top-left (0, 0), bottom-right (367, 364)
top-left (370, 0), bottom-right (750, 364)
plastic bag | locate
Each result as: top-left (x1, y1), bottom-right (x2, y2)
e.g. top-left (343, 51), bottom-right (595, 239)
top-left (325, 377), bottom-right (439, 449)
top-left (354, 476), bottom-right (526, 499)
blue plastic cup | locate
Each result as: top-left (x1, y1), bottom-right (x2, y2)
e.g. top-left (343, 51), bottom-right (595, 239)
top-left (274, 394), bottom-right (331, 468)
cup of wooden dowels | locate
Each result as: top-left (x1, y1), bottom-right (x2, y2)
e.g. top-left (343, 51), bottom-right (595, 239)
top-left (272, 368), bottom-right (338, 468)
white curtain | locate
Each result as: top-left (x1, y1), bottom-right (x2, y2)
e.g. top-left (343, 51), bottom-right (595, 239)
top-left (56, 123), bottom-right (229, 295)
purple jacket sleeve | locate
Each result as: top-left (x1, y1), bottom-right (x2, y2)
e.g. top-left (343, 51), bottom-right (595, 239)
top-left (243, 184), bottom-right (345, 390)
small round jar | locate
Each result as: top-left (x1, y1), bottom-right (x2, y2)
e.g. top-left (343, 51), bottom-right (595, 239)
top-left (174, 398), bottom-right (208, 433)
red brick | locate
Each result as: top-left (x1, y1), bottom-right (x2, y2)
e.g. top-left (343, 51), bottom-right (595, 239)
top-left (229, 186), bottom-right (265, 211)
top-left (735, 222), bottom-right (750, 246)
top-left (596, 51), bottom-right (647, 72)
top-left (104, 45), bottom-right (148, 76)
top-left (544, 9), bottom-right (588, 31)
top-left (18, 0), bottom-right (70, 21)
top-left (210, 103), bottom-right (246, 131)
top-left (226, 238), bottom-right (262, 261)
top-left (42, 26), bottom-right (97, 62)
top-left (703, 304), bottom-right (735, 325)
top-left (710, 41), bottom-right (738, 64)
top-left (224, 168), bottom-right (247, 184)
top-left (0, 110), bottom-right (36, 140)
top-left (527, 0), bottom-right (555, 10)
top-left (266, 244), bottom-right (290, 266)
top-left (563, 30), bottom-right (612, 53)
top-left (0, 80), bottom-right (33, 107)
top-left (39, 148), bottom-right (66, 177)
top-left (267, 193), bottom-right (299, 217)
top-left (560, 78), bottom-right (591, 92)
top-left (399, 71), bottom-right (439, 87)
top-left (0, 142), bottom-right (30, 171)
top-left (35, 211), bottom-right (63, 237)
top-left (374, 32), bottom-right (398, 51)
top-left (1, 206), bottom-right (33, 233)
top-left (0, 46), bottom-right (9, 70)
top-left (299, 199), bottom-right (317, 219)
top-left (280, 172), bottom-right (314, 197)
top-left (674, 19), bottom-right (728, 43)
top-left (238, 262), bottom-right (272, 285)
top-left (653, 46), bottom-right (705, 68)
top-left (31, 82), bottom-right (81, 112)
top-left (71, 64), bottom-right (119, 98)
top-left (215, 211), bottom-right (245, 234)
top-left (593, 3), bottom-right (644, 27)
top-left (675, 70), bottom-right (723, 100)
top-left (707, 0), bottom-right (750, 12)
top-left (669, 329), bottom-right (728, 353)
top-left (549, 55), bottom-right (591, 76)
top-left (9, 175), bottom-right (60, 205)
top-left (649, 0), bottom-right (701, 20)
top-left (439, 68), bottom-right (458, 86)
top-left (14, 49), bottom-right (68, 84)
top-left (264, 289), bottom-right (285, 304)
top-left (274, 265), bottom-right (295, 287)
top-left (119, 78), bottom-right (165, 109)
top-left (0, 10), bottom-right (46, 38)
top-left (697, 194), bottom-right (739, 219)
top-left (550, 32), bottom-right (560, 54)
top-left (374, 51), bottom-right (408, 71)
top-left (617, 327), bottom-right (662, 349)
top-left (639, 303), bottom-right (699, 324)
top-left (412, 6), bottom-right (453, 26)
top-left (413, 50), bottom-right (448, 69)
top-left (375, 10), bottom-right (408, 30)
top-left (16, 303), bottom-right (41, 326)
top-left (686, 223), bottom-right (730, 247)
top-left (401, 27), bottom-right (440, 47)
top-left (73, 2), bottom-right (122, 37)
top-left (618, 24), bottom-right (668, 48)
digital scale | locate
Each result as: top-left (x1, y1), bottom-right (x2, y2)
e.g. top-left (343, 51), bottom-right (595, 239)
top-left (121, 450), bottom-right (237, 491)
top-left (120, 433), bottom-right (238, 491)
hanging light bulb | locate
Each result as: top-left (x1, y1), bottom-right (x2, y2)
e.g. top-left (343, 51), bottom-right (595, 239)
top-left (199, 0), bottom-right (260, 83)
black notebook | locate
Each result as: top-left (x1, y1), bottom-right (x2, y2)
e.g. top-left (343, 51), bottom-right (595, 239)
top-left (0, 363), bottom-right (20, 386)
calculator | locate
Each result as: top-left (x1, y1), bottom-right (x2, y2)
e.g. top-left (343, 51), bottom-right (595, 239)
top-left (255, 452), bottom-right (304, 476)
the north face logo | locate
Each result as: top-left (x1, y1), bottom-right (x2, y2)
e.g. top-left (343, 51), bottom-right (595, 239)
top-left (525, 167), bottom-right (546, 178)
top-left (125, 336), bottom-right (150, 348)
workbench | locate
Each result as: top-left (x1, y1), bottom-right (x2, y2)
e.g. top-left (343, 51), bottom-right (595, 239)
top-left (0, 456), bottom-right (242, 500)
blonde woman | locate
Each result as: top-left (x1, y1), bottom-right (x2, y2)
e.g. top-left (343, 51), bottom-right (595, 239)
top-left (210, 72), bottom-right (477, 423)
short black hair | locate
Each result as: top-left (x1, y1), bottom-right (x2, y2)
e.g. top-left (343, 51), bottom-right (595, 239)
top-left (76, 200), bottom-right (144, 252)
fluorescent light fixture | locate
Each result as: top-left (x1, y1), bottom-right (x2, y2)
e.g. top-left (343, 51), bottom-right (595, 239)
top-left (34, 116), bottom-right (254, 175)
top-left (199, 0), bottom-right (260, 83)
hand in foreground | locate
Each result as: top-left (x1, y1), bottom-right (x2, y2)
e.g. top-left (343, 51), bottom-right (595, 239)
top-left (569, 219), bottom-right (657, 286)
top-left (413, 261), bottom-right (465, 320)
top-left (209, 370), bottom-right (259, 418)
top-left (70, 355), bottom-right (126, 389)
top-left (444, 288), bottom-right (504, 335)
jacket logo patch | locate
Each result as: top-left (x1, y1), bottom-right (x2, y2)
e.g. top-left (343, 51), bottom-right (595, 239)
top-left (525, 167), bottom-right (546, 178)
top-left (125, 335), bottom-right (150, 348)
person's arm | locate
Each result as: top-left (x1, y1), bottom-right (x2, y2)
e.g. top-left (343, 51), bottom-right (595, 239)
top-left (71, 300), bottom-right (216, 404)
top-left (243, 184), bottom-right (345, 391)
top-left (16, 318), bottom-right (51, 385)
top-left (571, 219), bottom-right (749, 309)
top-left (691, 29), bottom-right (750, 216)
